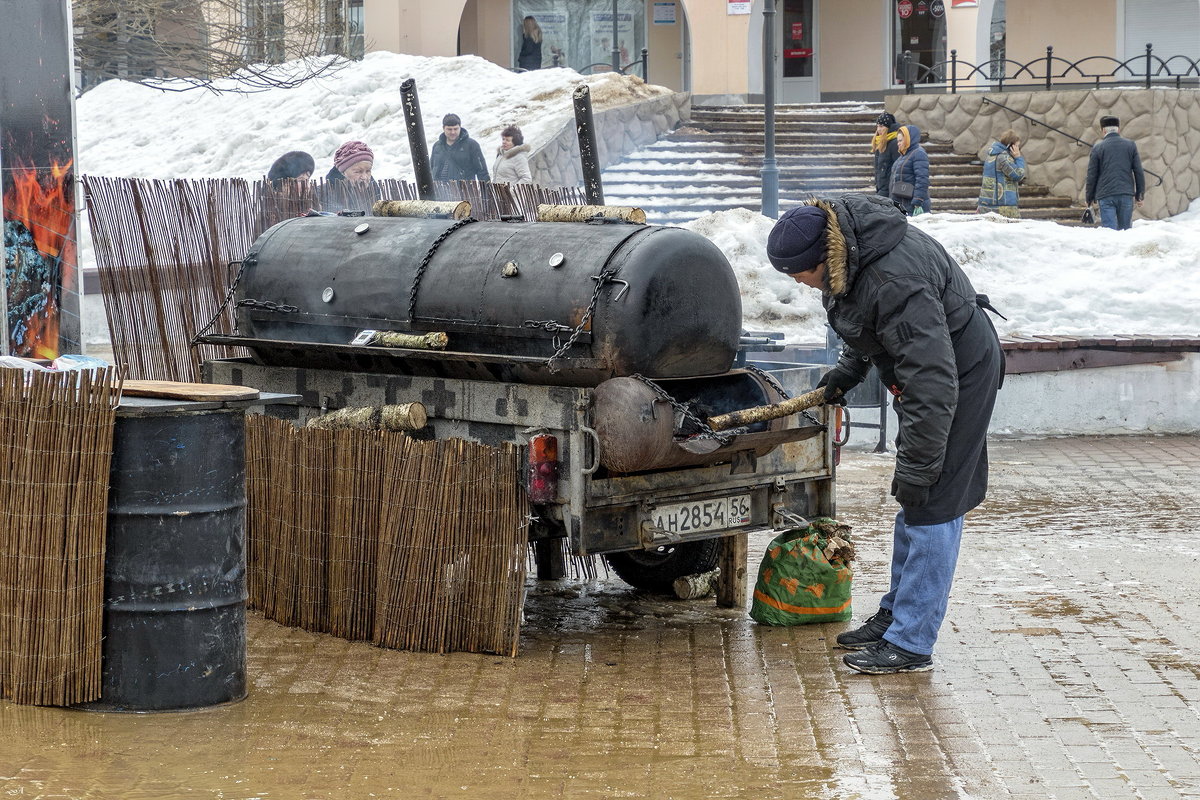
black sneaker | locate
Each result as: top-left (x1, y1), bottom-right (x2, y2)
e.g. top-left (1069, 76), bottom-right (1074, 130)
top-left (835, 607), bottom-right (893, 650)
top-left (843, 640), bottom-right (933, 674)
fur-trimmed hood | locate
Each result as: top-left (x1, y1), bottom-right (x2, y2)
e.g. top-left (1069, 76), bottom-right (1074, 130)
top-left (495, 143), bottom-right (531, 159)
top-left (800, 194), bottom-right (910, 298)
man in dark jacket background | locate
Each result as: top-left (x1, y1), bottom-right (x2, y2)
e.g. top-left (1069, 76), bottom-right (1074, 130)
top-left (430, 113), bottom-right (490, 182)
top-left (1085, 115), bottom-right (1145, 230)
top-left (766, 194), bottom-right (1003, 674)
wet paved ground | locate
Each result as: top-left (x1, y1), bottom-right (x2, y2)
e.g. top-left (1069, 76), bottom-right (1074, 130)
top-left (2, 435), bottom-right (1199, 799)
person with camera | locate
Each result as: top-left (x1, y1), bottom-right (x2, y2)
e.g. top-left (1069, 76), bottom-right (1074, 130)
top-left (976, 129), bottom-right (1027, 218)
top-left (765, 194), bottom-right (1005, 674)
top-left (888, 124), bottom-right (930, 215)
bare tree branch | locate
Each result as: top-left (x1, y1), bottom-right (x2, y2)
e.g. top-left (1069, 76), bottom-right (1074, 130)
top-left (74, 0), bottom-right (359, 93)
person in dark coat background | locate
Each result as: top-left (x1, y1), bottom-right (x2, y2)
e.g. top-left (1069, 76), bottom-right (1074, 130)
top-left (267, 150), bottom-right (315, 187)
top-left (518, 16), bottom-right (543, 71)
top-left (872, 112), bottom-right (900, 196)
top-left (766, 194), bottom-right (1004, 674)
top-left (1085, 115), bottom-right (1146, 230)
top-left (889, 124), bottom-right (930, 215)
top-left (430, 113), bottom-right (490, 182)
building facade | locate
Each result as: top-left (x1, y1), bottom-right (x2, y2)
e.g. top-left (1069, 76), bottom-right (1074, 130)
top-left (362, 0), bottom-right (1200, 103)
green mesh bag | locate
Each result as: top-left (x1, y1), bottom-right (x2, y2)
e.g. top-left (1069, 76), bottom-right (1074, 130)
top-left (750, 518), bottom-right (854, 626)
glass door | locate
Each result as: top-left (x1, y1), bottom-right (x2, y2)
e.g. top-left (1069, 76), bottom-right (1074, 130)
top-left (779, 0), bottom-right (817, 103)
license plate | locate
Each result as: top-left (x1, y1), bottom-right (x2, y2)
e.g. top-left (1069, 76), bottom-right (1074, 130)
top-left (652, 494), bottom-right (752, 535)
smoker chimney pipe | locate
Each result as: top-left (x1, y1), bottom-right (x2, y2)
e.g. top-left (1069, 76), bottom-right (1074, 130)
top-left (572, 84), bottom-right (605, 206)
top-left (400, 78), bottom-right (435, 200)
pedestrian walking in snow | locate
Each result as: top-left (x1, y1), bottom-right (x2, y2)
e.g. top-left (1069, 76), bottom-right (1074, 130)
top-left (431, 114), bottom-right (490, 183)
top-left (267, 151), bottom-right (315, 187)
top-left (888, 124), bottom-right (930, 215)
top-left (1085, 115), bottom-right (1146, 230)
top-left (976, 130), bottom-right (1027, 218)
top-left (872, 112), bottom-right (901, 197)
top-left (518, 16), bottom-right (543, 71)
top-left (492, 125), bottom-right (532, 184)
top-left (765, 194), bottom-right (1004, 674)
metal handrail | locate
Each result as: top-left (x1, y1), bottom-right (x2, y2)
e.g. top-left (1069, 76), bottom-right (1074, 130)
top-left (901, 43), bottom-right (1200, 95)
top-left (979, 96), bottom-right (1165, 187)
top-left (578, 48), bottom-right (650, 82)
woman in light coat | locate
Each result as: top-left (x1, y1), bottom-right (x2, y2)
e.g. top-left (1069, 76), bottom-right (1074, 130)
top-left (492, 125), bottom-right (532, 184)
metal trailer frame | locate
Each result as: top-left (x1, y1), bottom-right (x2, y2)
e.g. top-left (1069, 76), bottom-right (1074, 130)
top-left (204, 358), bottom-right (836, 557)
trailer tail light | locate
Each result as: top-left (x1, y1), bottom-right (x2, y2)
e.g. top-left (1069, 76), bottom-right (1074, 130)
top-left (527, 434), bottom-right (559, 504)
top-left (832, 406), bottom-right (848, 467)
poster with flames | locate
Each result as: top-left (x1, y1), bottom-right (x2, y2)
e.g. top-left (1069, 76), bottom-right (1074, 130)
top-left (0, 0), bottom-right (80, 359)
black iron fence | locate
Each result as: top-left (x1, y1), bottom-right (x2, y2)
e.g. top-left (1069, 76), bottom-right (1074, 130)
top-left (578, 48), bottom-right (650, 82)
top-left (901, 44), bottom-right (1200, 94)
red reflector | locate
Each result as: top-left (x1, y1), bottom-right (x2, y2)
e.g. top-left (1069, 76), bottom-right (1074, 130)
top-left (527, 434), bottom-right (560, 504)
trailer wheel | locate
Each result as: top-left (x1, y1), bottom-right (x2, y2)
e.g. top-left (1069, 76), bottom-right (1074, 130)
top-left (605, 539), bottom-right (721, 594)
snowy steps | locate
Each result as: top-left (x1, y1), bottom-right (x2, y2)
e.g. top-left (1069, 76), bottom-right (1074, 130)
top-left (600, 102), bottom-right (1086, 225)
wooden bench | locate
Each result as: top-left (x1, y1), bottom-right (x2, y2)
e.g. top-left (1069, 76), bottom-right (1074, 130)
top-left (1000, 335), bottom-right (1200, 374)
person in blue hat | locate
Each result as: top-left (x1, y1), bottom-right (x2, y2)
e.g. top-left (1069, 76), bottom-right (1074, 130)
top-left (766, 195), bottom-right (1004, 674)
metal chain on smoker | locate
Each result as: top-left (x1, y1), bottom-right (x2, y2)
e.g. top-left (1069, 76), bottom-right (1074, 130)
top-left (192, 258), bottom-right (248, 343)
top-left (744, 363), bottom-right (821, 427)
top-left (237, 298), bottom-right (298, 313)
top-left (545, 268), bottom-right (618, 370)
top-left (408, 217), bottom-right (477, 323)
top-left (630, 373), bottom-right (740, 446)
top-left (193, 257), bottom-right (299, 344)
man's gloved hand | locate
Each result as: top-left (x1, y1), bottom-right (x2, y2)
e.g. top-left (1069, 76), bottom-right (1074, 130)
top-left (816, 368), bottom-right (862, 404)
top-left (891, 477), bottom-right (930, 509)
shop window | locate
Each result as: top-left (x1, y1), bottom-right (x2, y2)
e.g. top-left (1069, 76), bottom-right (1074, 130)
top-left (322, 0), bottom-right (365, 59)
top-left (892, 0), bottom-right (947, 84)
top-left (781, 0), bottom-right (814, 79)
top-left (512, 0), bottom-right (645, 73)
top-left (989, 0), bottom-right (1005, 79)
top-left (244, 0), bottom-right (286, 64)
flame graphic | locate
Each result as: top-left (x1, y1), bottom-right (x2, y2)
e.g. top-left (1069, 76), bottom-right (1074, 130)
top-left (4, 158), bottom-right (75, 359)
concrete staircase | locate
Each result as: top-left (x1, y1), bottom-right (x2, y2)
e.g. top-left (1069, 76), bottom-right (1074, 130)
top-left (602, 102), bottom-right (1085, 225)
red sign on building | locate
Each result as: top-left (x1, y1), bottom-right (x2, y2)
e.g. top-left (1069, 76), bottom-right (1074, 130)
top-left (916, 1), bottom-right (928, 15)
top-left (791, 21), bottom-right (804, 40)
top-left (784, 48), bottom-right (813, 58)
top-left (897, 0), bottom-right (914, 19)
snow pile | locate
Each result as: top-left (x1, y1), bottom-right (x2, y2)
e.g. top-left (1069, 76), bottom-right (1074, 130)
top-left (77, 52), bottom-right (670, 180)
top-left (685, 200), bottom-right (1200, 343)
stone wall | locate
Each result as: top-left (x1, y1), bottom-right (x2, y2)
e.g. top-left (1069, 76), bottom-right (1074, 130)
top-left (530, 92), bottom-right (690, 189)
top-left (887, 89), bottom-right (1200, 219)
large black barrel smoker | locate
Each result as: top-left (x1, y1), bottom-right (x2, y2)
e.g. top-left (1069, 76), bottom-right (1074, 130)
top-left (208, 214), bottom-right (801, 471)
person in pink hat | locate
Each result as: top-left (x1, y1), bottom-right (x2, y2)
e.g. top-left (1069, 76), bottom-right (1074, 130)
top-left (326, 140), bottom-right (374, 186)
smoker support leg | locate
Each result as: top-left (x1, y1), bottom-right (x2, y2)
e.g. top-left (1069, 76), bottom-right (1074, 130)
top-left (716, 533), bottom-right (749, 608)
top-left (534, 539), bottom-right (567, 581)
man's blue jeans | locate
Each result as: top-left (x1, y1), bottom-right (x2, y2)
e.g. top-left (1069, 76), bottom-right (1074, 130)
top-left (1099, 195), bottom-right (1134, 230)
top-left (879, 510), bottom-right (964, 655)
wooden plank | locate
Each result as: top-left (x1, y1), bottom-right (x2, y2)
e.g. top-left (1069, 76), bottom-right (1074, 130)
top-left (1031, 336), bottom-right (1073, 349)
top-left (716, 532), bottom-right (749, 609)
top-left (121, 380), bottom-right (260, 402)
top-left (1003, 348), bottom-right (1183, 374)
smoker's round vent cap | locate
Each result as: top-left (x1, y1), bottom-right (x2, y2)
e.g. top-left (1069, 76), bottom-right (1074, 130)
top-left (354, 223), bottom-right (370, 235)
top-left (322, 287), bottom-right (335, 303)
top-left (548, 252), bottom-right (565, 268)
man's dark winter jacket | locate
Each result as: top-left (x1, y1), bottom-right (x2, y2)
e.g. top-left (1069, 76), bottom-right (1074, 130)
top-left (431, 129), bottom-right (490, 182)
top-left (1085, 131), bottom-right (1145, 204)
top-left (812, 193), bottom-right (1003, 525)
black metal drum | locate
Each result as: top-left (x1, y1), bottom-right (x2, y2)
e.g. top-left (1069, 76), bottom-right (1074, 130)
top-left (80, 400), bottom-right (247, 712)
